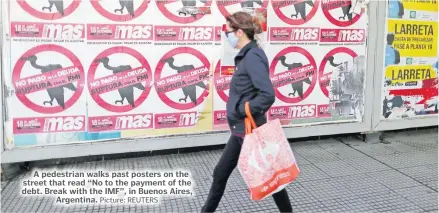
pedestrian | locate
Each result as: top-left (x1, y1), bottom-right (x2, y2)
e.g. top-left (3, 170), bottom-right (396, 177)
top-left (201, 11), bottom-right (293, 213)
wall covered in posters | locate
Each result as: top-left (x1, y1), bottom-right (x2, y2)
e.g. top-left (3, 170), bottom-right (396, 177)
top-left (3, 0), bottom-right (369, 148)
top-left (381, 0), bottom-right (438, 120)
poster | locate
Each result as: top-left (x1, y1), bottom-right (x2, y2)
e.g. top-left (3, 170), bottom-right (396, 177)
top-left (85, 0), bottom-right (155, 139)
top-left (381, 0), bottom-right (438, 120)
top-left (266, 0), bottom-right (368, 125)
top-left (8, 0), bottom-right (89, 147)
top-left (4, 0), bottom-right (373, 148)
top-left (388, 0), bottom-right (438, 20)
top-left (121, 0), bottom-right (215, 137)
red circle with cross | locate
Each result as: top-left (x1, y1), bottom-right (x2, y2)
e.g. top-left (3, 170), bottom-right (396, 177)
top-left (17, 0), bottom-right (81, 20)
top-left (12, 44), bottom-right (85, 114)
top-left (269, 46), bottom-right (318, 103)
top-left (154, 47), bottom-right (211, 110)
top-left (318, 47), bottom-right (357, 97)
top-left (271, 0), bottom-right (319, 25)
top-left (321, 0), bottom-right (363, 27)
top-left (214, 60), bottom-right (231, 103)
top-left (87, 46), bottom-right (152, 113)
top-left (216, 0), bottom-right (269, 17)
top-left (90, 0), bottom-right (150, 22)
top-left (156, 0), bottom-right (212, 24)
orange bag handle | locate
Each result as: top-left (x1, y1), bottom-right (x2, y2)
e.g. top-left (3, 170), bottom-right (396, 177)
top-left (245, 102), bottom-right (257, 135)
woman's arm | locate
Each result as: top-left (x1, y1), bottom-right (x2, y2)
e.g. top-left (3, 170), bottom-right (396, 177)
top-left (236, 49), bottom-right (275, 118)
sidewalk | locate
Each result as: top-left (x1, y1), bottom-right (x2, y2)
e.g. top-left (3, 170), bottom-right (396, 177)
top-left (1, 128), bottom-right (438, 213)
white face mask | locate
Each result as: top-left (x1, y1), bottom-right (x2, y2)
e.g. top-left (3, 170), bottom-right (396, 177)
top-left (226, 31), bottom-right (239, 48)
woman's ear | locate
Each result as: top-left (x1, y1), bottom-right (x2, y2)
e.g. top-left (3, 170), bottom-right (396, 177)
top-left (236, 29), bottom-right (244, 37)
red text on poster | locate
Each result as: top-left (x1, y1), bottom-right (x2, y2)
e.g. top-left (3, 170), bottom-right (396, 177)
top-left (154, 26), bottom-right (214, 41)
top-left (270, 27), bottom-right (319, 42)
top-left (155, 112), bottom-right (200, 129)
top-left (268, 104), bottom-right (317, 121)
top-left (87, 24), bottom-right (153, 41)
top-left (11, 22), bottom-right (85, 40)
top-left (13, 116), bottom-right (86, 134)
top-left (88, 113), bottom-right (153, 132)
top-left (320, 28), bottom-right (365, 43)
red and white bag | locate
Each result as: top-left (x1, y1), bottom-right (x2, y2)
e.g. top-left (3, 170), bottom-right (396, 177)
top-left (238, 102), bottom-right (300, 200)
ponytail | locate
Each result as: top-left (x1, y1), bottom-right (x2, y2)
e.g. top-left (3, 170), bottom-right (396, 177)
top-left (226, 11), bottom-right (266, 49)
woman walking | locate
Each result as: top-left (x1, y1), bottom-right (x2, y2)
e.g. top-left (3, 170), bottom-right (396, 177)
top-left (201, 12), bottom-right (293, 213)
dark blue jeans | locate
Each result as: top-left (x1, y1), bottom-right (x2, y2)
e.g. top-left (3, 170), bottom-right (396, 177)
top-left (201, 135), bottom-right (293, 212)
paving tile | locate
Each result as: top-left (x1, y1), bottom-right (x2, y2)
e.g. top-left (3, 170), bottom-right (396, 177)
top-left (360, 190), bottom-right (423, 213)
top-left (167, 151), bottom-right (222, 167)
top-left (313, 160), bottom-right (362, 177)
top-left (320, 196), bottom-right (374, 212)
top-left (285, 182), bottom-right (319, 205)
top-left (216, 189), bottom-right (261, 212)
top-left (374, 154), bottom-right (438, 169)
top-left (331, 174), bottom-right (389, 196)
top-left (343, 157), bottom-right (391, 172)
top-left (292, 152), bottom-right (312, 166)
top-left (294, 164), bottom-right (330, 182)
top-left (315, 139), bottom-right (348, 149)
top-left (291, 201), bottom-right (327, 213)
top-left (395, 186), bottom-right (438, 211)
top-left (317, 141), bottom-right (368, 160)
top-left (299, 179), bottom-right (358, 201)
top-left (293, 146), bottom-right (340, 164)
top-left (425, 180), bottom-right (438, 191)
top-left (399, 165), bottom-right (438, 186)
top-left (366, 170), bottom-right (423, 190)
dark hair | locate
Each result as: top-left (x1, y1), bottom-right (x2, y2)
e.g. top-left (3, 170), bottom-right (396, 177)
top-left (225, 11), bottom-right (263, 41)
top-left (387, 33), bottom-right (395, 45)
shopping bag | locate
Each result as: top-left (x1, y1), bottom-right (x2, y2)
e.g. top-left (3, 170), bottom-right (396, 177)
top-left (237, 102), bottom-right (300, 201)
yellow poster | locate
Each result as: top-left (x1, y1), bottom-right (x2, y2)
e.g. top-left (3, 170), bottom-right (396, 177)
top-left (385, 64), bottom-right (436, 83)
top-left (401, 0), bottom-right (438, 12)
top-left (387, 19), bottom-right (438, 57)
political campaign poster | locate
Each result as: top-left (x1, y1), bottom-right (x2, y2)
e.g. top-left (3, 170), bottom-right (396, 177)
top-left (85, 24), bottom-right (155, 133)
top-left (7, 0), bottom-right (91, 147)
top-left (4, 0), bottom-right (376, 147)
top-left (266, 0), bottom-right (368, 126)
top-left (266, 44), bottom-right (321, 125)
top-left (387, 0), bottom-right (438, 21)
top-left (84, 0), bottom-right (155, 140)
top-left (85, 45), bottom-right (154, 134)
top-left (381, 0), bottom-right (438, 120)
top-left (121, 25), bottom-right (215, 137)
top-left (9, 42), bottom-right (88, 146)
